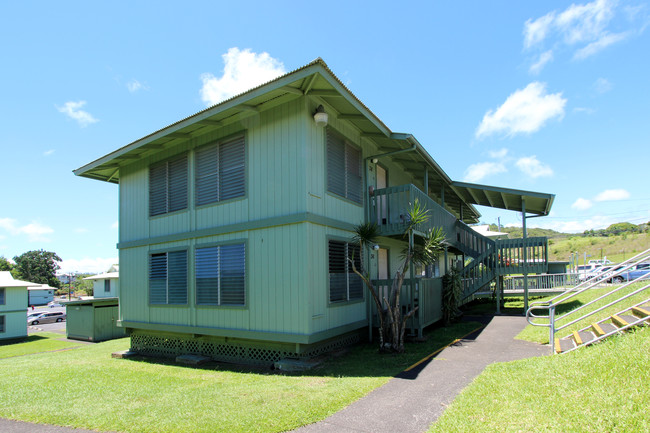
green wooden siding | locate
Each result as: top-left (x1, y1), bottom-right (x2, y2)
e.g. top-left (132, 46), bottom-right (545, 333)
top-left (0, 287), bottom-right (27, 340)
top-left (116, 96), bottom-right (444, 345)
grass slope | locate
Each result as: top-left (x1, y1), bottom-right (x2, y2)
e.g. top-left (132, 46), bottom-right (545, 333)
top-left (547, 232), bottom-right (650, 263)
top-left (0, 322), bottom-right (480, 433)
top-left (0, 332), bottom-right (82, 359)
top-left (429, 327), bottom-right (650, 433)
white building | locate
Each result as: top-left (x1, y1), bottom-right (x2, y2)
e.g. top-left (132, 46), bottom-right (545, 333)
top-left (83, 265), bottom-right (119, 298)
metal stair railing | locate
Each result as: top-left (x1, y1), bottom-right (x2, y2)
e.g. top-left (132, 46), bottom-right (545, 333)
top-left (526, 248), bottom-right (650, 353)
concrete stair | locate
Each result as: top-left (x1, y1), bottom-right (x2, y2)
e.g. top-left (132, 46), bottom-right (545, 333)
top-left (555, 301), bottom-right (650, 354)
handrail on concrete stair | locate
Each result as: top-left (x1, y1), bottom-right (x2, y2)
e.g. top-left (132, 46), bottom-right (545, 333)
top-left (526, 248), bottom-right (650, 354)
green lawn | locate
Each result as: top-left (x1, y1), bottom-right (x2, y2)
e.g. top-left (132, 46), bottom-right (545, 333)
top-left (0, 332), bottom-right (82, 359)
top-left (0, 322), bottom-right (480, 433)
top-left (428, 327), bottom-right (650, 433)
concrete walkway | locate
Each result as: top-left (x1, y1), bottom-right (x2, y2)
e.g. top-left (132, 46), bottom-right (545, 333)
top-left (1, 315), bottom-right (547, 433)
top-left (292, 315), bottom-right (548, 433)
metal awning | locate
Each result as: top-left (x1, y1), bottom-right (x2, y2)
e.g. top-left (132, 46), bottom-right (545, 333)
top-left (450, 181), bottom-right (555, 216)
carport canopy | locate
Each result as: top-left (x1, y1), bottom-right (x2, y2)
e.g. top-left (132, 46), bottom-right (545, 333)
top-left (450, 181), bottom-right (555, 216)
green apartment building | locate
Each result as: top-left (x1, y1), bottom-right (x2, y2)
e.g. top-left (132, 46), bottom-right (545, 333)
top-left (75, 59), bottom-right (554, 365)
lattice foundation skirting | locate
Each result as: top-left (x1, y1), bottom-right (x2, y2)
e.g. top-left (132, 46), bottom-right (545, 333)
top-left (130, 331), bottom-right (360, 366)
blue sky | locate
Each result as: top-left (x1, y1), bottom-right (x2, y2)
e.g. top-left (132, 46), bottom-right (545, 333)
top-left (1, 1), bottom-right (649, 273)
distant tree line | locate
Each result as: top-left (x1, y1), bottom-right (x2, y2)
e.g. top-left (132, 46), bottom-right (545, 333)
top-left (583, 222), bottom-right (649, 237)
top-left (0, 249), bottom-right (62, 289)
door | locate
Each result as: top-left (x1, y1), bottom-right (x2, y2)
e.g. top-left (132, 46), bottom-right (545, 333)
top-left (377, 248), bottom-right (389, 308)
top-left (375, 165), bottom-right (387, 224)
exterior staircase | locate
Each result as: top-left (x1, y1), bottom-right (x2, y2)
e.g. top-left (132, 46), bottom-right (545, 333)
top-left (457, 220), bottom-right (548, 303)
top-left (528, 248), bottom-right (650, 354)
top-left (554, 302), bottom-right (650, 353)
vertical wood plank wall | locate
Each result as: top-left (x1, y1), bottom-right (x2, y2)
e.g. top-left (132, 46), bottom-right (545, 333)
top-left (118, 96), bottom-right (439, 342)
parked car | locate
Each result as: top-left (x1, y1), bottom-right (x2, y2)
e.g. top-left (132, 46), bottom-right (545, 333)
top-left (613, 263), bottom-right (650, 283)
top-left (47, 301), bottom-right (63, 307)
top-left (27, 312), bottom-right (43, 320)
top-left (27, 311), bottom-right (66, 325)
top-left (577, 264), bottom-right (602, 282)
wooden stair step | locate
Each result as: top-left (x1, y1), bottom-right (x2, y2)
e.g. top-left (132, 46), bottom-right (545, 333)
top-left (577, 331), bottom-right (596, 345)
top-left (612, 314), bottom-right (640, 328)
top-left (632, 306), bottom-right (650, 319)
top-left (555, 338), bottom-right (575, 353)
top-left (592, 322), bottom-right (618, 336)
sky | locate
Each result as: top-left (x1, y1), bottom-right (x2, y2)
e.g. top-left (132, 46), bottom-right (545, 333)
top-left (1, 0), bottom-right (649, 273)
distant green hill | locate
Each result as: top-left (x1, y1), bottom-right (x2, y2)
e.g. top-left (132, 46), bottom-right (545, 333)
top-left (481, 222), bottom-right (650, 263)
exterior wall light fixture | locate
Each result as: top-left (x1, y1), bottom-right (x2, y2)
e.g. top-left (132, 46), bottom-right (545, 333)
top-left (313, 105), bottom-right (328, 127)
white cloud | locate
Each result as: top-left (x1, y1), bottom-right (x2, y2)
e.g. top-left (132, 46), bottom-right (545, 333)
top-left (0, 218), bottom-right (54, 242)
top-left (524, 12), bottom-right (556, 48)
top-left (573, 31), bottom-right (629, 59)
top-left (74, 228), bottom-right (89, 234)
top-left (111, 221), bottom-right (119, 230)
top-left (476, 82), bottom-right (566, 139)
top-left (515, 155), bottom-right (554, 178)
top-left (594, 188), bottom-right (630, 201)
top-left (200, 48), bottom-right (286, 106)
top-left (56, 101), bottom-right (98, 127)
top-left (488, 148), bottom-right (509, 159)
top-left (556, 0), bottom-right (616, 44)
top-left (59, 257), bottom-right (118, 274)
top-left (594, 77), bottom-right (613, 93)
top-left (43, 149), bottom-right (55, 157)
top-left (524, 0), bottom-right (636, 62)
top-left (463, 162), bottom-right (507, 183)
top-left (571, 197), bottom-right (593, 210)
top-left (529, 50), bottom-right (554, 74)
top-left (127, 79), bottom-right (146, 93)
top-left (528, 214), bottom-right (619, 233)
top-left (573, 107), bottom-right (596, 114)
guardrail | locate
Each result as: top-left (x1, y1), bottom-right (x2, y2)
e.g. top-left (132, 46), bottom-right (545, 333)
top-left (526, 248), bottom-right (650, 353)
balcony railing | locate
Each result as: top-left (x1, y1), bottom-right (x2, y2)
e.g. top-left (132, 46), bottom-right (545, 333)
top-left (370, 277), bottom-right (443, 337)
top-left (369, 184), bottom-right (457, 240)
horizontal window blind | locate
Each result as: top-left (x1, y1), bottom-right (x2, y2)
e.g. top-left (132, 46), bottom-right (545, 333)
top-left (195, 135), bottom-right (245, 206)
top-left (149, 251), bottom-right (187, 305)
top-left (328, 240), bottom-right (363, 303)
top-left (149, 155), bottom-right (188, 216)
top-left (326, 129), bottom-right (362, 204)
top-left (196, 243), bottom-right (245, 306)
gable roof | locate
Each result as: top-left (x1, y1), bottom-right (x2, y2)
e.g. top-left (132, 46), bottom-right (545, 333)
top-left (0, 271), bottom-right (37, 288)
top-left (74, 58), bottom-right (554, 223)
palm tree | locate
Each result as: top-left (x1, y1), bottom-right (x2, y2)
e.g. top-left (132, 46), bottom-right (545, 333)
top-left (350, 199), bottom-right (445, 353)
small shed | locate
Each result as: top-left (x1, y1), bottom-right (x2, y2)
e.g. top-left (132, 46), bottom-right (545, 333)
top-left (547, 261), bottom-right (569, 274)
top-left (65, 297), bottom-right (126, 342)
top-left (28, 285), bottom-right (55, 306)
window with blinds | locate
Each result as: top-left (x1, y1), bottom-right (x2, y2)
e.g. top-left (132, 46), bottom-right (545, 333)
top-left (0, 288), bottom-right (4, 305)
top-left (328, 240), bottom-right (363, 303)
top-left (0, 315), bottom-right (4, 333)
top-left (104, 279), bottom-right (111, 293)
top-left (149, 155), bottom-right (188, 217)
top-left (195, 135), bottom-right (245, 207)
top-left (326, 129), bottom-right (362, 204)
top-left (196, 243), bottom-right (245, 306)
top-left (149, 250), bottom-right (188, 305)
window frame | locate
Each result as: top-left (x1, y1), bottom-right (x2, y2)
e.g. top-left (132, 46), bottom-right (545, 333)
top-left (327, 238), bottom-right (364, 304)
top-left (195, 240), bottom-right (247, 307)
top-left (149, 153), bottom-right (189, 217)
top-left (0, 287), bottom-right (4, 305)
top-left (326, 128), bottom-right (363, 205)
top-left (148, 249), bottom-right (188, 306)
top-left (104, 279), bottom-right (111, 293)
top-left (195, 133), bottom-right (247, 208)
